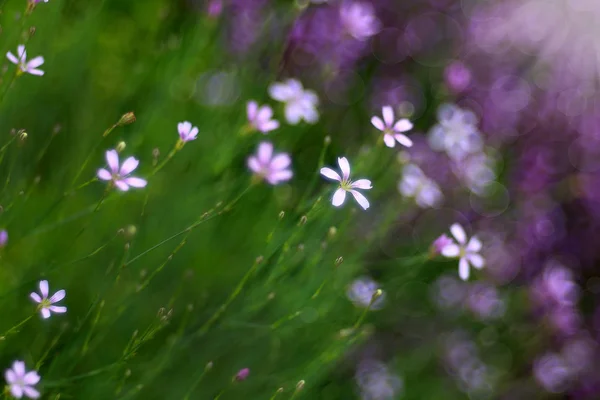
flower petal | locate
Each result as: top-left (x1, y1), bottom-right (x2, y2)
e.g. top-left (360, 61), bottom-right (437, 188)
top-left (332, 188), bottom-right (347, 207)
top-left (267, 170), bottom-right (293, 184)
top-left (23, 386), bottom-right (40, 399)
top-left (49, 306), bottom-right (67, 314)
top-left (338, 157), bottom-right (350, 181)
top-left (114, 180), bottom-right (130, 191)
top-left (5, 369), bottom-right (16, 384)
top-left (320, 167), bottom-right (341, 182)
top-left (6, 52), bottom-right (18, 64)
top-left (187, 127), bottom-right (199, 141)
top-left (97, 168), bottom-right (112, 181)
top-left (382, 106), bottom-right (394, 126)
top-left (256, 105), bottom-right (273, 122)
top-left (351, 179), bottom-right (372, 189)
top-left (371, 116), bottom-right (385, 131)
top-left (41, 308), bottom-right (51, 319)
top-left (394, 134), bottom-right (413, 147)
top-left (260, 120), bottom-right (279, 133)
top-left (247, 156), bottom-right (261, 173)
top-left (468, 253), bottom-right (485, 269)
top-left (458, 257), bottom-right (470, 281)
top-left (246, 101), bottom-right (258, 120)
top-left (39, 281), bottom-right (49, 298)
top-left (17, 45), bottom-right (26, 61)
top-left (27, 68), bottom-right (44, 76)
top-left (270, 154), bottom-right (291, 170)
top-left (106, 150), bottom-right (119, 173)
top-left (466, 236), bottom-right (482, 252)
top-left (30, 292), bottom-right (42, 303)
top-left (13, 361), bottom-right (25, 377)
top-left (26, 56), bottom-right (44, 69)
top-left (49, 290), bottom-right (65, 303)
top-left (441, 244), bottom-right (460, 257)
top-left (23, 371), bottom-right (40, 385)
top-left (124, 177), bottom-right (147, 188)
top-left (301, 104), bottom-right (319, 124)
top-left (120, 157), bottom-right (139, 176)
top-left (383, 133), bottom-right (396, 148)
top-left (450, 223), bottom-right (467, 244)
top-left (350, 190), bottom-right (370, 210)
top-left (284, 103), bottom-right (303, 125)
top-left (268, 82), bottom-right (293, 102)
top-left (393, 119), bottom-right (413, 132)
top-left (257, 142), bottom-right (273, 164)
top-left (10, 384), bottom-right (23, 399)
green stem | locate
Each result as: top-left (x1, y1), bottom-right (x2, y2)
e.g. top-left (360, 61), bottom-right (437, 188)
top-left (150, 142), bottom-right (180, 176)
top-left (0, 314), bottom-right (33, 340)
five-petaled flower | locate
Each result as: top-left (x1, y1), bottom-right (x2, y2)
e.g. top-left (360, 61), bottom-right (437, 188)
top-left (246, 101), bottom-right (279, 134)
top-left (6, 45), bottom-right (44, 76)
top-left (268, 79), bottom-right (319, 125)
top-left (320, 157), bottom-right (372, 210)
top-left (339, 2), bottom-right (380, 41)
top-left (440, 223), bottom-right (485, 281)
top-left (97, 149), bottom-right (147, 191)
top-left (4, 361), bottom-right (40, 399)
top-left (247, 142), bottom-right (293, 185)
top-left (30, 280), bottom-right (66, 319)
top-left (371, 106), bottom-right (413, 148)
top-left (177, 121), bottom-right (199, 143)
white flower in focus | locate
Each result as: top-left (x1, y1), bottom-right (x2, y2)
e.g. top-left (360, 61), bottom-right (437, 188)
top-left (371, 106), bottom-right (413, 148)
top-left (97, 150), bottom-right (147, 191)
top-left (177, 121), bottom-right (199, 142)
top-left (441, 223), bottom-right (485, 281)
top-left (398, 164), bottom-right (443, 208)
top-left (428, 104), bottom-right (483, 160)
top-left (268, 79), bottom-right (319, 125)
top-left (246, 101), bottom-right (279, 133)
top-left (6, 45), bottom-right (44, 76)
top-left (247, 142), bottom-right (293, 185)
top-left (320, 157), bottom-right (372, 210)
top-left (30, 280), bottom-right (66, 319)
top-left (347, 277), bottom-right (385, 309)
top-left (340, 2), bottom-right (380, 41)
top-left (4, 361), bottom-right (40, 399)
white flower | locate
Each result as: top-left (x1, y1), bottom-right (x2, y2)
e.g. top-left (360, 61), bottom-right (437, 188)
top-left (177, 121), bottom-right (199, 142)
top-left (30, 280), bottom-right (66, 319)
top-left (6, 45), bottom-right (44, 76)
top-left (246, 101), bottom-right (279, 133)
top-left (320, 157), bottom-right (372, 210)
top-left (347, 277), bottom-right (385, 309)
top-left (268, 79), bottom-right (319, 125)
top-left (370, 106), bottom-right (413, 148)
top-left (340, 2), bottom-right (380, 41)
top-left (398, 164), bottom-right (443, 208)
top-left (441, 223), bottom-right (485, 281)
top-left (428, 104), bottom-right (483, 160)
top-left (4, 361), bottom-right (40, 399)
top-left (97, 149), bottom-right (147, 191)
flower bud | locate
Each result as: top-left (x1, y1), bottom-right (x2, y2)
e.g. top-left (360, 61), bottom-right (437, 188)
top-left (335, 256), bottom-right (344, 267)
top-left (296, 380), bottom-right (305, 391)
top-left (116, 141), bottom-right (127, 152)
top-left (235, 368), bottom-right (250, 381)
top-left (117, 112), bottom-right (136, 126)
top-left (278, 211), bottom-right (285, 220)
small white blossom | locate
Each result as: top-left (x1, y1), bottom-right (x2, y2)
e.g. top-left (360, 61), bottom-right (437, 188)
top-left (428, 104), bottom-right (483, 160)
top-left (4, 361), bottom-right (40, 399)
top-left (441, 223), bottom-right (485, 281)
top-left (97, 150), bottom-right (147, 191)
top-left (177, 121), bottom-right (199, 142)
top-left (6, 45), bottom-right (44, 76)
top-left (371, 106), bottom-right (413, 148)
top-left (30, 280), bottom-right (66, 319)
top-left (398, 164), bottom-right (443, 208)
top-left (246, 101), bottom-right (279, 133)
top-left (347, 277), bottom-right (385, 309)
top-left (340, 2), bottom-right (380, 41)
top-left (268, 79), bottom-right (319, 125)
top-left (320, 157), bottom-right (372, 210)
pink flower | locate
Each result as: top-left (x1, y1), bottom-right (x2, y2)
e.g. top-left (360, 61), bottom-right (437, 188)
top-left (371, 106), bottom-right (413, 148)
top-left (97, 150), bottom-right (147, 191)
top-left (6, 45), bottom-right (44, 76)
top-left (441, 223), bottom-right (485, 281)
top-left (177, 121), bottom-right (199, 142)
top-left (247, 101), bottom-right (279, 134)
top-left (247, 142), bottom-right (293, 185)
top-left (268, 79), bottom-right (319, 125)
top-left (339, 2), bottom-right (380, 41)
top-left (431, 234), bottom-right (453, 255)
top-left (4, 361), bottom-right (40, 399)
top-left (30, 280), bottom-right (66, 319)
top-left (235, 368), bottom-right (250, 381)
top-left (320, 157), bottom-right (372, 210)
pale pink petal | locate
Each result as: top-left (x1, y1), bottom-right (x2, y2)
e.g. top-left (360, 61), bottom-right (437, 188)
top-left (106, 150), bottom-right (119, 173)
top-left (10, 384), bottom-right (23, 398)
top-left (468, 253), bottom-right (485, 269)
top-left (178, 121), bottom-right (191, 136)
top-left (97, 168), bottom-right (112, 181)
top-left (49, 290), bottom-right (65, 303)
top-left (23, 372), bottom-right (40, 385)
top-left (286, 79), bottom-right (303, 96)
top-left (394, 133), bottom-right (413, 147)
top-left (270, 154), bottom-right (291, 170)
top-left (268, 170), bottom-right (293, 184)
top-left (22, 386), bottom-right (40, 399)
top-left (383, 133), bottom-right (396, 147)
top-left (284, 103), bottom-right (303, 125)
top-left (303, 90), bottom-right (318, 105)
top-left (27, 68), bottom-right (44, 76)
top-left (458, 257), bottom-right (470, 280)
top-left (256, 105), bottom-right (273, 121)
top-left (247, 156), bottom-right (261, 173)
top-left (337, 157), bottom-right (350, 181)
top-left (30, 292), bottom-right (42, 303)
top-left (187, 127), bottom-right (199, 141)
top-left (260, 120), bottom-right (279, 133)
top-left (371, 116), bottom-right (385, 131)
top-left (39, 281), bottom-right (49, 298)
top-left (5, 369), bottom-right (16, 384)
top-left (114, 180), bottom-right (130, 191)
top-left (119, 157), bottom-right (139, 176)
top-left (40, 308), bottom-right (51, 319)
top-left (17, 45), bottom-right (26, 60)
top-left (466, 236), bottom-right (482, 252)
top-left (26, 56), bottom-right (44, 69)
top-left (257, 142), bottom-right (273, 164)
top-left (332, 188), bottom-right (347, 207)
top-left (302, 105), bottom-right (319, 124)
top-left (351, 179), bottom-right (372, 189)
top-left (124, 177), bottom-right (147, 188)
top-left (268, 82), bottom-right (293, 101)
top-left (13, 362), bottom-right (25, 377)
top-left (441, 244), bottom-right (460, 257)
top-left (246, 101), bottom-right (258, 120)
top-left (49, 306), bottom-right (67, 313)
top-left (393, 119), bottom-right (413, 132)
top-left (6, 52), bottom-right (18, 64)
top-left (450, 223), bottom-right (467, 244)
top-left (350, 190), bottom-right (370, 210)
top-left (382, 106), bottom-right (394, 126)
top-left (320, 167), bottom-right (341, 182)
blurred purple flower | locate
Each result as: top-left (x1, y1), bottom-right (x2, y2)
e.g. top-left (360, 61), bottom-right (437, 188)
top-left (347, 277), bottom-right (385, 310)
top-left (0, 230), bottom-right (7, 247)
top-left (340, 2), bottom-right (380, 41)
top-left (465, 282), bottom-right (505, 320)
top-left (247, 142), bottom-right (293, 185)
top-left (355, 359), bottom-right (403, 400)
top-left (533, 353), bottom-right (571, 393)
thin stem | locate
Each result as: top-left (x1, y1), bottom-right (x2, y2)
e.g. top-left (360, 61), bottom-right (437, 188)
top-left (296, 137), bottom-right (330, 211)
top-left (150, 142), bottom-right (179, 176)
top-left (0, 315), bottom-right (33, 340)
